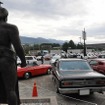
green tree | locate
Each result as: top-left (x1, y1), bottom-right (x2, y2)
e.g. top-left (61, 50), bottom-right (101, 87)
top-left (76, 43), bottom-right (83, 49)
top-left (22, 44), bottom-right (30, 55)
top-left (52, 43), bottom-right (60, 47)
top-left (62, 42), bottom-right (69, 52)
top-left (68, 40), bottom-right (76, 49)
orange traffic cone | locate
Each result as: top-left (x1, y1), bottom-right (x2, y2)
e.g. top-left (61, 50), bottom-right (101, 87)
top-left (32, 82), bottom-right (38, 97)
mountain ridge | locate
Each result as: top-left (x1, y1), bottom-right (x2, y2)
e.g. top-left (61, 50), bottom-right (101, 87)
top-left (20, 36), bottom-right (64, 44)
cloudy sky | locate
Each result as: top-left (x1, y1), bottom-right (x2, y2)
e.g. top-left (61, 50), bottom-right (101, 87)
top-left (2, 0), bottom-right (105, 44)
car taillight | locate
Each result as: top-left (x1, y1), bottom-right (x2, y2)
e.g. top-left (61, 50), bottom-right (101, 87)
top-left (96, 81), bottom-right (105, 85)
top-left (61, 81), bottom-right (73, 87)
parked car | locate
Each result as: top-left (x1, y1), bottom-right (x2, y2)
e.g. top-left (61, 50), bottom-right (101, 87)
top-left (44, 54), bottom-right (52, 60)
top-left (50, 54), bottom-right (61, 66)
top-left (52, 58), bottom-right (105, 95)
top-left (17, 62), bottom-right (52, 79)
top-left (17, 56), bottom-right (37, 65)
top-left (77, 53), bottom-right (97, 59)
top-left (17, 57), bottom-right (21, 65)
top-left (87, 53), bottom-right (97, 59)
top-left (77, 53), bottom-right (89, 59)
top-left (36, 56), bottom-right (42, 60)
top-left (89, 58), bottom-right (105, 74)
top-left (98, 54), bottom-right (105, 58)
top-left (25, 56), bottom-right (37, 64)
top-left (61, 51), bottom-right (66, 58)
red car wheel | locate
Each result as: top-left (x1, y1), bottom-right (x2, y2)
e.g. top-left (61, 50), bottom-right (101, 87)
top-left (47, 68), bottom-right (51, 74)
top-left (24, 72), bottom-right (31, 79)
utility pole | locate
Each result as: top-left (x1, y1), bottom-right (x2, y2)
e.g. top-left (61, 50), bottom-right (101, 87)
top-left (82, 28), bottom-right (87, 56)
top-left (79, 37), bottom-right (81, 44)
top-left (0, 1), bottom-right (3, 7)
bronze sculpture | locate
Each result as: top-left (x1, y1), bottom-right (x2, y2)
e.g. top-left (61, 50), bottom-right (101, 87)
top-left (0, 2), bottom-right (26, 105)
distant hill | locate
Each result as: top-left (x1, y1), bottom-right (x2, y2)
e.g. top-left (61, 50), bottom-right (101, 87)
top-left (20, 36), bottom-right (64, 44)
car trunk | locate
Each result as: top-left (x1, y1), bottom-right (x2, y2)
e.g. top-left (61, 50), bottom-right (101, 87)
top-left (60, 71), bottom-right (105, 87)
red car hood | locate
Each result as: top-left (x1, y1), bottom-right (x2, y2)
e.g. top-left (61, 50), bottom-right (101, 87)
top-left (39, 64), bottom-right (52, 68)
top-left (17, 64), bottom-right (52, 70)
top-left (17, 66), bottom-right (24, 70)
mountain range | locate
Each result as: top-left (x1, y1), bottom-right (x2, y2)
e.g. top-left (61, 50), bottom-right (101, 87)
top-left (20, 36), bottom-right (65, 44)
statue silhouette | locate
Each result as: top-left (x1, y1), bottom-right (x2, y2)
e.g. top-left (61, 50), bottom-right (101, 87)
top-left (0, 2), bottom-right (26, 105)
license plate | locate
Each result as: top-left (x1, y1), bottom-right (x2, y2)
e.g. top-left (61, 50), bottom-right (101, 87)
top-left (79, 89), bottom-right (90, 95)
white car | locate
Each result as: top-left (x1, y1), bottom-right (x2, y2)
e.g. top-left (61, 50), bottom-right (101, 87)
top-left (25, 56), bottom-right (37, 64)
top-left (50, 54), bottom-right (61, 66)
top-left (36, 56), bottom-right (42, 60)
top-left (77, 53), bottom-right (88, 59)
top-left (17, 56), bottom-right (37, 65)
top-left (17, 57), bottom-right (21, 65)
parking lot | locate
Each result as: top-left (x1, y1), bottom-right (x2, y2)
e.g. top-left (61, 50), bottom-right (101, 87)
top-left (18, 60), bottom-right (105, 105)
top-left (19, 74), bottom-right (105, 105)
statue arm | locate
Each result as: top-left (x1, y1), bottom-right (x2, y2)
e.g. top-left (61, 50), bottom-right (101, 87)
top-left (10, 25), bottom-right (26, 67)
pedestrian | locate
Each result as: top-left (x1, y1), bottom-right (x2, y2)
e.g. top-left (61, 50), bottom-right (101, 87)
top-left (41, 55), bottom-right (44, 64)
top-left (0, 2), bottom-right (26, 105)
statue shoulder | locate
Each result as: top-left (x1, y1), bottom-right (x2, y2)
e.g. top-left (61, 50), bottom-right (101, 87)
top-left (6, 23), bottom-right (19, 32)
top-left (7, 23), bottom-right (18, 29)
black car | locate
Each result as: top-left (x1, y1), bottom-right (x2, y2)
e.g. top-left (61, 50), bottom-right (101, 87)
top-left (52, 58), bottom-right (105, 95)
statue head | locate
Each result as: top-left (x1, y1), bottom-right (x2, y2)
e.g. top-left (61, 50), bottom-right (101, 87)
top-left (0, 2), bottom-right (8, 21)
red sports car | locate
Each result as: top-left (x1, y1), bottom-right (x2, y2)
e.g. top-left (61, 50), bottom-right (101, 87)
top-left (89, 58), bottom-right (105, 74)
top-left (17, 62), bottom-right (52, 79)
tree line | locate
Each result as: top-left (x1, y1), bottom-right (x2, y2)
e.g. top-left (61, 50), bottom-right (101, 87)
top-left (62, 40), bottom-right (83, 52)
top-left (22, 40), bottom-right (84, 54)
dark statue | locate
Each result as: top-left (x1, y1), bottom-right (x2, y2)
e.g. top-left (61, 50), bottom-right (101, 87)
top-left (0, 2), bottom-right (27, 105)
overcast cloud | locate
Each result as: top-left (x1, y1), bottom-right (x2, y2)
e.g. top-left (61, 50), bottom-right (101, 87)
top-left (2, 0), bottom-right (105, 44)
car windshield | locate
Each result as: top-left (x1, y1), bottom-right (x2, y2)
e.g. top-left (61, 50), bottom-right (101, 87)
top-left (25, 57), bottom-right (33, 60)
top-left (59, 60), bottom-right (92, 71)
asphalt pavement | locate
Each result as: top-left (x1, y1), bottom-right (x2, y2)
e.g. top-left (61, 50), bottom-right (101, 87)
top-left (18, 60), bottom-right (105, 105)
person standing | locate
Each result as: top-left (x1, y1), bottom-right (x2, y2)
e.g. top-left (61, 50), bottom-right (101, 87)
top-left (0, 2), bottom-right (26, 105)
top-left (41, 55), bottom-right (44, 64)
